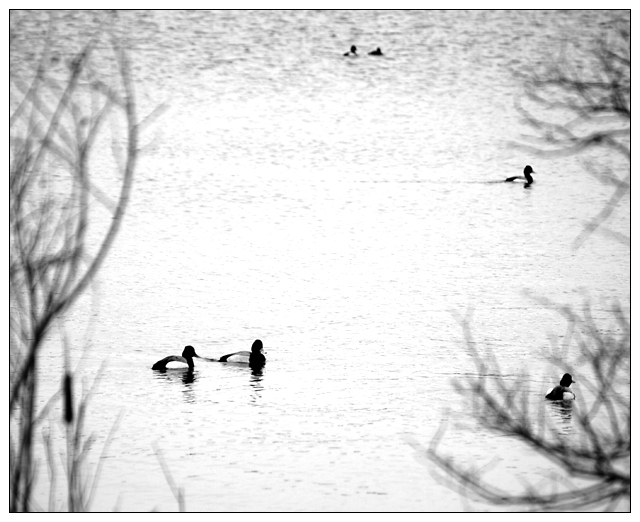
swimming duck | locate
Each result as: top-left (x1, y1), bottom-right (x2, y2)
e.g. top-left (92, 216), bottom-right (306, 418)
top-left (505, 165), bottom-right (535, 188)
top-left (545, 373), bottom-right (576, 401)
top-left (343, 45), bottom-right (357, 56)
top-left (368, 47), bottom-right (383, 56)
top-left (218, 339), bottom-right (266, 367)
top-left (152, 345), bottom-right (200, 371)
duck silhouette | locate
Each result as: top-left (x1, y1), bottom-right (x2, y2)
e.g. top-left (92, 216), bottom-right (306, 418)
top-left (152, 345), bottom-right (200, 371)
top-left (368, 47), bottom-right (383, 56)
top-left (217, 339), bottom-right (266, 368)
top-left (505, 165), bottom-right (535, 188)
top-left (343, 45), bottom-right (357, 56)
top-left (545, 373), bottom-right (576, 401)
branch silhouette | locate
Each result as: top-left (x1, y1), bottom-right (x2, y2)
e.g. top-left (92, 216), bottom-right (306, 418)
top-left (418, 16), bottom-right (630, 512)
top-left (9, 13), bottom-right (143, 512)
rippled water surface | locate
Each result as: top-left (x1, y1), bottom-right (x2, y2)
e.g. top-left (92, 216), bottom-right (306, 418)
top-left (11, 10), bottom-right (630, 512)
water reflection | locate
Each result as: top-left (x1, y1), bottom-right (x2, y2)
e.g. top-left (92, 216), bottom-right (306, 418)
top-left (547, 400), bottom-right (574, 435)
top-left (180, 369), bottom-right (196, 385)
top-left (249, 366), bottom-right (265, 403)
top-left (153, 368), bottom-right (198, 402)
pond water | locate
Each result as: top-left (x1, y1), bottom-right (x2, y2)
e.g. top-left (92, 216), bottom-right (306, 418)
top-left (10, 9), bottom-right (630, 512)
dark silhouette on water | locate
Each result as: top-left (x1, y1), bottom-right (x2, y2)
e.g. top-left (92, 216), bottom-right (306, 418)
top-left (505, 165), bottom-right (535, 188)
top-left (545, 373), bottom-right (576, 401)
top-left (152, 345), bottom-right (200, 370)
top-left (369, 47), bottom-right (383, 56)
top-left (343, 45), bottom-right (357, 56)
top-left (218, 339), bottom-right (266, 369)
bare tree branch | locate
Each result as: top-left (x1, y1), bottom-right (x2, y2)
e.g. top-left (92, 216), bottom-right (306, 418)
top-left (418, 17), bottom-right (630, 511)
top-left (9, 13), bottom-right (141, 512)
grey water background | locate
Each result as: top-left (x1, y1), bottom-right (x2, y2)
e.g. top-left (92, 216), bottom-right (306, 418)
top-left (13, 10), bottom-right (630, 511)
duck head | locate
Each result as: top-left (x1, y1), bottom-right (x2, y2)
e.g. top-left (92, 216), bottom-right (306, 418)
top-left (182, 345), bottom-right (200, 359)
top-left (523, 165), bottom-right (535, 186)
top-left (559, 373), bottom-right (575, 387)
top-left (251, 340), bottom-right (263, 354)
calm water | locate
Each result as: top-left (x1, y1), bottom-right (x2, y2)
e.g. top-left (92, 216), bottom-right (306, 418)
top-left (11, 10), bottom-right (630, 512)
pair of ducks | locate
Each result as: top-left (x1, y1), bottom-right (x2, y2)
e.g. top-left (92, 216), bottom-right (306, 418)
top-left (152, 339), bottom-right (265, 371)
top-left (344, 45), bottom-right (383, 56)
